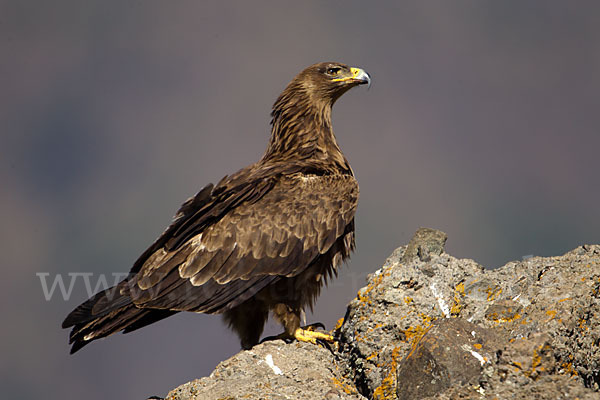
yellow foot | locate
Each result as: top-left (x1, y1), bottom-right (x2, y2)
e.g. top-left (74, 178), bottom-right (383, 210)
top-left (294, 327), bottom-right (335, 344)
top-left (259, 323), bottom-right (336, 347)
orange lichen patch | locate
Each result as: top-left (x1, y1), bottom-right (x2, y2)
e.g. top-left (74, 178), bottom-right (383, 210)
top-left (420, 313), bottom-right (433, 325)
top-left (334, 317), bottom-right (344, 331)
top-left (402, 314), bottom-right (434, 357)
top-left (473, 343), bottom-right (482, 350)
top-left (530, 344), bottom-right (550, 377)
top-left (402, 314), bottom-right (434, 344)
top-left (372, 346), bottom-right (403, 400)
top-left (557, 298), bottom-right (572, 303)
top-left (486, 286), bottom-right (502, 301)
top-left (331, 376), bottom-right (357, 395)
top-left (356, 269), bottom-right (391, 306)
top-left (353, 330), bottom-right (364, 343)
top-left (531, 349), bottom-right (542, 370)
top-left (487, 312), bottom-right (498, 320)
top-left (366, 352), bottom-right (378, 361)
top-left (578, 318), bottom-right (588, 331)
top-left (545, 310), bottom-right (557, 322)
top-left (450, 302), bottom-right (462, 317)
top-left (488, 312), bottom-right (522, 324)
top-left (515, 343), bottom-right (552, 379)
top-left (450, 282), bottom-right (464, 316)
top-left (357, 290), bottom-right (372, 305)
top-left (403, 296), bottom-right (414, 305)
top-left (512, 361), bottom-right (523, 372)
top-left (504, 313), bottom-right (521, 323)
top-left (559, 362), bottom-right (579, 377)
top-left (404, 325), bottom-right (427, 345)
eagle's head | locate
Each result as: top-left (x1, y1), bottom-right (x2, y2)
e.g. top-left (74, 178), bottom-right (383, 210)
top-left (265, 61), bottom-right (371, 163)
top-left (295, 62), bottom-right (371, 104)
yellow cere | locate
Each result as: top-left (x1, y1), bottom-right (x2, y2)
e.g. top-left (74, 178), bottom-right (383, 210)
top-left (332, 67), bottom-right (364, 82)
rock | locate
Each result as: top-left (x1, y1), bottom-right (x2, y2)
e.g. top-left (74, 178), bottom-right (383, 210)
top-left (395, 318), bottom-right (502, 400)
top-left (165, 340), bottom-right (365, 400)
top-left (401, 227), bottom-right (447, 263)
top-left (163, 228), bottom-right (600, 400)
top-left (338, 228), bottom-right (485, 399)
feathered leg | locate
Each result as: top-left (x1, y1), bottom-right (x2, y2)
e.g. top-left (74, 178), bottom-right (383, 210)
top-left (223, 298), bottom-right (269, 349)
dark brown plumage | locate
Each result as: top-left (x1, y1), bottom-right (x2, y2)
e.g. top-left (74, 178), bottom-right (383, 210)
top-left (62, 62), bottom-right (370, 353)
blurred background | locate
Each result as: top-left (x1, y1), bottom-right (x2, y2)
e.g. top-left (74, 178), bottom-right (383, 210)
top-left (1, 1), bottom-right (599, 398)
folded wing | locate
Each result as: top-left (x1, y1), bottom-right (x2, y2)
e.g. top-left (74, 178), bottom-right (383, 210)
top-left (125, 173), bottom-right (359, 314)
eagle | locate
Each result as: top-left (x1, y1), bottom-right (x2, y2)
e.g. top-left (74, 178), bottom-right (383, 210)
top-left (62, 62), bottom-right (371, 353)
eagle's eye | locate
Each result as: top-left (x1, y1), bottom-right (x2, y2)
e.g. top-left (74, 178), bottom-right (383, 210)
top-left (326, 67), bottom-right (341, 76)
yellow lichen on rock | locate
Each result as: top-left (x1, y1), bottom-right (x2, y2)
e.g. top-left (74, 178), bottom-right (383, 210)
top-left (450, 282), bottom-right (465, 316)
top-left (372, 347), bottom-right (403, 400)
top-left (486, 286), bottom-right (503, 301)
top-left (331, 376), bottom-right (358, 395)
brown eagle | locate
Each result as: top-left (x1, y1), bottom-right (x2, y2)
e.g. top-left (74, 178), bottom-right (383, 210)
top-left (63, 62), bottom-right (370, 353)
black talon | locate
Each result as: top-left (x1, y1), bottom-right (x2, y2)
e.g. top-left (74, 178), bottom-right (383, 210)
top-left (302, 322), bottom-right (326, 331)
top-left (315, 337), bottom-right (340, 359)
top-left (259, 335), bottom-right (280, 344)
top-left (316, 338), bottom-right (332, 351)
top-left (260, 334), bottom-right (294, 345)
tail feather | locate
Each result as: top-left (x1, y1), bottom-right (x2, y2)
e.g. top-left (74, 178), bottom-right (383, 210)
top-left (62, 282), bottom-right (130, 329)
top-left (121, 309), bottom-right (177, 333)
top-left (62, 282), bottom-right (178, 354)
top-left (67, 303), bottom-right (142, 353)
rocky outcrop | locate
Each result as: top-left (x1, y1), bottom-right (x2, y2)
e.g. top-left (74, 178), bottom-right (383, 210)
top-left (165, 341), bottom-right (364, 400)
top-left (164, 228), bottom-right (600, 400)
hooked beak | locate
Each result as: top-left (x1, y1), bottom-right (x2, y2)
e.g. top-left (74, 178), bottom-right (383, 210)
top-left (350, 67), bottom-right (371, 89)
top-left (333, 67), bottom-right (372, 89)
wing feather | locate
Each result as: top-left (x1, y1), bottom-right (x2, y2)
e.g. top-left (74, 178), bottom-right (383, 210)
top-left (189, 244), bottom-right (238, 286)
top-left (129, 173), bottom-right (358, 313)
top-left (178, 247), bottom-right (215, 279)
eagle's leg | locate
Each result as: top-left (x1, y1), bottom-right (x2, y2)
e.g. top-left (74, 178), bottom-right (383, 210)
top-left (273, 304), bottom-right (334, 345)
top-left (223, 298), bottom-right (269, 350)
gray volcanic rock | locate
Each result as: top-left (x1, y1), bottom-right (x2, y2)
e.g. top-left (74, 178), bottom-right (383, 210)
top-left (395, 318), bottom-right (503, 400)
top-left (165, 340), bottom-right (365, 400)
top-left (338, 228), bottom-right (487, 399)
top-left (163, 228), bottom-right (600, 400)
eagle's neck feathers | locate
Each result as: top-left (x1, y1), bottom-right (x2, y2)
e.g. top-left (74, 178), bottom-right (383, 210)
top-left (261, 83), bottom-right (351, 174)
